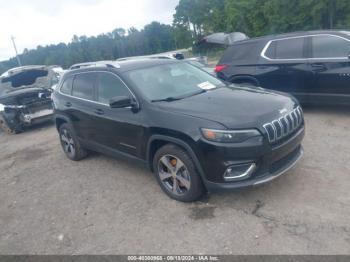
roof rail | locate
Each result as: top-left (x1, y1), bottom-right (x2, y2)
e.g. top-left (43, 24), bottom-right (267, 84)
top-left (69, 60), bottom-right (121, 70)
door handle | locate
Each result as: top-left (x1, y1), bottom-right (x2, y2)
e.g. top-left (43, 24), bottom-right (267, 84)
top-left (65, 102), bottom-right (72, 107)
top-left (94, 109), bottom-right (105, 115)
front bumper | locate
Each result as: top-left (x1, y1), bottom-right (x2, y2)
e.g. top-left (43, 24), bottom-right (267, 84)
top-left (196, 125), bottom-right (305, 191)
top-left (205, 145), bottom-right (303, 191)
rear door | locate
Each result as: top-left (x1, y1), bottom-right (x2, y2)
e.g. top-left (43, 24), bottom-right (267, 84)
top-left (69, 72), bottom-right (98, 141)
top-left (92, 71), bottom-right (144, 157)
top-left (308, 34), bottom-right (350, 96)
top-left (259, 36), bottom-right (313, 94)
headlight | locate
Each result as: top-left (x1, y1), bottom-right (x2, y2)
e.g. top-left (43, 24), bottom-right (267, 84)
top-left (201, 128), bottom-right (261, 143)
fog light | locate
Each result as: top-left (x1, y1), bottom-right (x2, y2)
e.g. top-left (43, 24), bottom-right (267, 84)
top-left (224, 163), bottom-right (256, 181)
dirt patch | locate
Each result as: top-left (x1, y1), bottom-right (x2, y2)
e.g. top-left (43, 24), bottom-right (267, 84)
top-left (189, 205), bottom-right (216, 220)
top-left (0, 148), bottom-right (47, 164)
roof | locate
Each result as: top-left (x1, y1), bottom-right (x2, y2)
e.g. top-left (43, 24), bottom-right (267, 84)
top-left (67, 59), bottom-right (179, 75)
top-left (232, 30), bottom-right (350, 45)
top-left (69, 60), bottom-right (121, 70)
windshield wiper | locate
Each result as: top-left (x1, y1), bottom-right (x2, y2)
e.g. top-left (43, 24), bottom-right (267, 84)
top-left (151, 97), bottom-right (182, 102)
top-left (151, 89), bottom-right (208, 103)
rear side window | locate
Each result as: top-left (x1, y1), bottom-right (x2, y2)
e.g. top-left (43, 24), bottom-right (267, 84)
top-left (72, 73), bottom-right (95, 100)
top-left (96, 72), bottom-right (131, 104)
top-left (60, 76), bottom-right (73, 95)
top-left (219, 42), bottom-right (261, 64)
top-left (311, 35), bottom-right (350, 58)
top-left (265, 37), bottom-right (305, 59)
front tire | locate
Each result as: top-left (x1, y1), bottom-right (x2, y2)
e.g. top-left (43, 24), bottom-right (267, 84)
top-left (59, 123), bottom-right (87, 161)
top-left (153, 144), bottom-right (205, 202)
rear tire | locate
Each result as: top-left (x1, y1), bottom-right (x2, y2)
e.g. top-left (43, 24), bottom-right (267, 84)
top-left (153, 144), bottom-right (205, 202)
top-left (59, 123), bottom-right (87, 161)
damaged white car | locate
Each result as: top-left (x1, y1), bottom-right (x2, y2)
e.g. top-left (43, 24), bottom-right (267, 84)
top-left (0, 65), bottom-right (60, 134)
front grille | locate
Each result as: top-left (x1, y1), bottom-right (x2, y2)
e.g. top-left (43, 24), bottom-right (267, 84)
top-left (263, 106), bottom-right (303, 144)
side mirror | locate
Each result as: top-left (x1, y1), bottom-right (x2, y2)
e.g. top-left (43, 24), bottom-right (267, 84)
top-left (109, 96), bottom-right (137, 109)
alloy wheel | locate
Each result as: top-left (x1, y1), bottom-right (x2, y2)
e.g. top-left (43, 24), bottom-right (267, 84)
top-left (60, 128), bottom-right (76, 158)
top-left (158, 154), bottom-right (191, 196)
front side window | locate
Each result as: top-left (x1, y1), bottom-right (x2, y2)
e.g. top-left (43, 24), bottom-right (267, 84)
top-left (311, 35), bottom-right (350, 58)
top-left (60, 76), bottom-right (73, 95)
top-left (72, 73), bottom-right (95, 100)
top-left (265, 37), bottom-right (304, 59)
top-left (126, 62), bottom-right (224, 101)
top-left (96, 72), bottom-right (131, 104)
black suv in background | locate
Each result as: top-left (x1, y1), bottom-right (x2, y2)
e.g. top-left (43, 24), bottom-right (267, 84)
top-left (215, 30), bottom-right (350, 105)
top-left (53, 59), bottom-right (304, 202)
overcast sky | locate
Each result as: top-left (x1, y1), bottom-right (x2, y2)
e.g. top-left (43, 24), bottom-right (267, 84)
top-left (0, 0), bottom-right (179, 61)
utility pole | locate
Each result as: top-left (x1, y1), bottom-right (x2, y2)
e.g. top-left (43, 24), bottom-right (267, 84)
top-left (11, 36), bottom-right (22, 67)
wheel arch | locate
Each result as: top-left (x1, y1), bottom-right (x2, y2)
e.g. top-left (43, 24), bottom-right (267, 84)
top-left (146, 135), bottom-right (207, 188)
top-left (229, 75), bottom-right (260, 86)
top-left (55, 114), bottom-right (72, 131)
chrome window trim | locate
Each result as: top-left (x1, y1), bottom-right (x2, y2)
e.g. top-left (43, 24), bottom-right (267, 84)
top-left (261, 34), bottom-right (350, 61)
top-left (58, 70), bottom-right (139, 108)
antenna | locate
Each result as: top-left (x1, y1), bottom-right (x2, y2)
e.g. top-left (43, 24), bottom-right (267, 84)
top-left (11, 36), bottom-right (22, 66)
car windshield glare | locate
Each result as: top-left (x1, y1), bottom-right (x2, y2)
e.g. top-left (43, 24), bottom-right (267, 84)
top-left (126, 62), bottom-right (223, 101)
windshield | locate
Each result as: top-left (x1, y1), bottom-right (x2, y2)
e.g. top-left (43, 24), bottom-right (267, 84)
top-left (126, 62), bottom-right (224, 101)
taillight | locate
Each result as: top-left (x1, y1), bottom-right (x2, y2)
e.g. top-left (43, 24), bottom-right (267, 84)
top-left (215, 64), bottom-right (228, 73)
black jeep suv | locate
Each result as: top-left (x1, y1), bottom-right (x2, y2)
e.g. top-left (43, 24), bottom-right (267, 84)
top-left (215, 30), bottom-right (350, 105)
top-left (53, 59), bottom-right (304, 202)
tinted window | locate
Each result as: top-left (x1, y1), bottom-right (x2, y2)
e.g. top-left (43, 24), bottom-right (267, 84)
top-left (273, 37), bottom-right (304, 59)
top-left (72, 73), bottom-right (95, 100)
top-left (312, 35), bottom-right (350, 58)
top-left (60, 76), bottom-right (73, 95)
top-left (96, 73), bottom-right (131, 104)
top-left (220, 42), bottom-right (261, 63)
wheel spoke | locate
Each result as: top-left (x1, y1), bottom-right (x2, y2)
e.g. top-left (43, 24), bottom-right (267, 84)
top-left (160, 156), bottom-right (174, 172)
top-left (159, 171), bottom-right (172, 181)
top-left (172, 177), bottom-right (179, 194)
top-left (174, 159), bottom-right (185, 174)
top-left (69, 144), bottom-right (75, 155)
top-left (177, 175), bottom-right (191, 190)
top-left (61, 134), bottom-right (69, 144)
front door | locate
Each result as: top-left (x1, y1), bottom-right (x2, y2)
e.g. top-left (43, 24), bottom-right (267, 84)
top-left (92, 71), bottom-right (144, 157)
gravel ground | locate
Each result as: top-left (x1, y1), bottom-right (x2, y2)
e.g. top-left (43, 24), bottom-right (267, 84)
top-left (0, 105), bottom-right (349, 255)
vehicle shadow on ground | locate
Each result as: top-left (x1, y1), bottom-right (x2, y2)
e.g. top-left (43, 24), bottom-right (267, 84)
top-left (0, 121), bottom-right (55, 136)
top-left (22, 121), bottom-right (55, 134)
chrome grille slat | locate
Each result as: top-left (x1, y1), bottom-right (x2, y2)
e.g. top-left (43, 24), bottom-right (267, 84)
top-left (263, 106), bottom-right (304, 144)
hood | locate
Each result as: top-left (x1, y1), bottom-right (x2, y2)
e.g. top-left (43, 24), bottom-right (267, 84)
top-left (0, 67), bottom-right (54, 97)
top-left (156, 87), bottom-right (298, 129)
